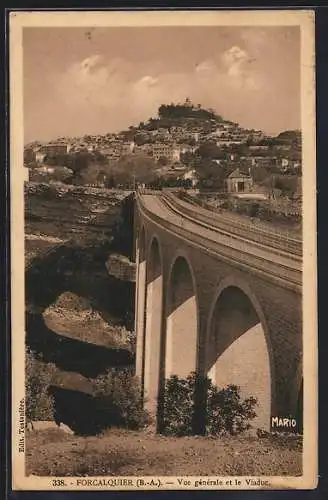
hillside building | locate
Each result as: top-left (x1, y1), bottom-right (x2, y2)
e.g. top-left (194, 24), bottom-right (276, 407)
top-left (225, 168), bottom-right (253, 193)
top-left (35, 151), bottom-right (46, 163)
top-left (249, 130), bottom-right (264, 142)
top-left (34, 165), bottom-right (56, 174)
top-left (121, 141), bottom-right (135, 154)
top-left (182, 168), bottom-right (198, 187)
top-left (41, 143), bottom-right (71, 156)
top-left (248, 156), bottom-right (277, 168)
top-left (152, 143), bottom-right (180, 162)
top-left (216, 139), bottom-right (244, 147)
top-left (248, 145), bottom-right (270, 152)
top-left (24, 147), bottom-right (35, 163)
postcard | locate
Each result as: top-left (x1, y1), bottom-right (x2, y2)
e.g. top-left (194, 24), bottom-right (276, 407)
top-left (9, 9), bottom-right (317, 490)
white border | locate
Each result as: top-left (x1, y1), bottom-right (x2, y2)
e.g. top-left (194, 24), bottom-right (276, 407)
top-left (9, 9), bottom-right (317, 491)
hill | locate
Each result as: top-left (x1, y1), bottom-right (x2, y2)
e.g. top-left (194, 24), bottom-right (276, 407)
top-left (25, 99), bottom-right (302, 190)
top-left (276, 130), bottom-right (301, 141)
top-left (136, 100), bottom-right (224, 133)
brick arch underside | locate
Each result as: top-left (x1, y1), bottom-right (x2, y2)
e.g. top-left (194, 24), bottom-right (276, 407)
top-left (206, 283), bottom-right (272, 432)
top-left (165, 255), bottom-right (198, 379)
top-left (135, 226), bottom-right (147, 381)
top-left (143, 236), bottom-right (163, 414)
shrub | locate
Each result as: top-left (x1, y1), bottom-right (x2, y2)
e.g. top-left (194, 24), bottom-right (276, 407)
top-left (162, 372), bottom-right (257, 437)
top-left (26, 347), bottom-right (57, 421)
top-left (247, 202), bottom-right (260, 218)
top-left (161, 374), bottom-right (196, 436)
top-left (92, 368), bottom-right (151, 431)
top-left (206, 383), bottom-right (257, 436)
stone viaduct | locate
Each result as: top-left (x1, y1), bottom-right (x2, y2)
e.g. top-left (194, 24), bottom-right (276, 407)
top-left (133, 190), bottom-right (303, 433)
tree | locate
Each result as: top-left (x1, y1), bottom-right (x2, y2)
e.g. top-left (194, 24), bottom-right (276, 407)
top-left (79, 165), bottom-right (106, 185)
top-left (93, 151), bottom-right (108, 165)
top-left (162, 373), bottom-right (257, 437)
top-left (196, 142), bottom-right (224, 160)
top-left (250, 166), bottom-right (270, 183)
top-left (51, 166), bottom-right (74, 183)
top-left (111, 154), bottom-right (157, 186)
top-left (274, 176), bottom-right (299, 198)
top-left (134, 133), bottom-right (149, 146)
top-left (180, 151), bottom-right (195, 166)
top-left (158, 103), bottom-right (219, 122)
top-left (157, 156), bottom-right (169, 166)
top-left (70, 152), bottom-right (93, 173)
top-left (105, 172), bottom-right (116, 188)
top-left (194, 158), bottom-right (232, 191)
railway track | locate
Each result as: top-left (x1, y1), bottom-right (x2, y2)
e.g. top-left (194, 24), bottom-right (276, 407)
top-left (161, 192), bottom-right (302, 258)
top-left (137, 193), bottom-right (302, 292)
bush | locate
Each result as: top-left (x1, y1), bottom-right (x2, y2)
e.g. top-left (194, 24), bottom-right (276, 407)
top-left (247, 202), bottom-right (260, 218)
top-left (206, 383), bottom-right (257, 436)
top-left (162, 374), bottom-right (196, 436)
top-left (162, 372), bottom-right (257, 437)
top-left (92, 368), bottom-right (151, 431)
top-left (26, 347), bottom-right (57, 421)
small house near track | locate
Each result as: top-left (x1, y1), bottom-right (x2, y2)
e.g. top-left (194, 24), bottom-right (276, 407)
top-left (225, 168), bottom-right (253, 194)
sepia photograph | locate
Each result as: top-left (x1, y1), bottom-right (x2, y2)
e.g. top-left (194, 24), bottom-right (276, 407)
top-left (10, 9), bottom-right (317, 490)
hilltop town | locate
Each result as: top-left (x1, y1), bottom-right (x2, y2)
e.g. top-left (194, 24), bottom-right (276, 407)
top-left (24, 98), bottom-right (302, 197)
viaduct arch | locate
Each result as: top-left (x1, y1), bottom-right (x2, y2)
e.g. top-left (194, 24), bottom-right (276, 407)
top-left (206, 277), bottom-right (273, 430)
top-left (143, 236), bottom-right (163, 415)
top-left (165, 254), bottom-right (198, 379)
top-left (134, 193), bottom-right (303, 433)
top-left (135, 226), bottom-right (146, 382)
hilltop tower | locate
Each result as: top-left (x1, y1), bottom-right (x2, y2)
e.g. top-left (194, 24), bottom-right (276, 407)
top-left (184, 97), bottom-right (193, 108)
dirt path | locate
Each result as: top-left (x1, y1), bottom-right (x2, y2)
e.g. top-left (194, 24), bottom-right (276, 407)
top-left (26, 428), bottom-right (302, 477)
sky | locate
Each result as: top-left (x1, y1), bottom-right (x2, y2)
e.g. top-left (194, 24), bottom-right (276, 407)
top-left (23, 26), bottom-right (300, 144)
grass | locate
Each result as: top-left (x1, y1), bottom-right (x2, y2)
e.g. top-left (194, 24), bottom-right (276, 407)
top-left (26, 428), bottom-right (302, 477)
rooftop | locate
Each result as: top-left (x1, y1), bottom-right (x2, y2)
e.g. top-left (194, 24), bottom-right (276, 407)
top-left (227, 168), bottom-right (252, 179)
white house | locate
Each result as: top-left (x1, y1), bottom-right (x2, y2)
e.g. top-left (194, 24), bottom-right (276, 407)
top-left (182, 169), bottom-right (198, 187)
top-left (225, 168), bottom-right (253, 193)
top-left (35, 151), bottom-right (46, 163)
top-left (35, 165), bottom-right (55, 174)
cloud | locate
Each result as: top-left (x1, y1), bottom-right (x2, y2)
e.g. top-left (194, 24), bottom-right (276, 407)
top-left (57, 55), bottom-right (128, 109)
top-left (80, 54), bottom-right (104, 71)
top-left (48, 48), bottom-right (265, 137)
top-left (138, 75), bottom-right (159, 87)
top-left (222, 46), bottom-right (249, 75)
top-left (193, 47), bottom-right (262, 94)
top-left (220, 46), bottom-right (262, 90)
top-left (195, 60), bottom-right (216, 74)
top-left (57, 46), bottom-right (263, 115)
top-left (24, 26), bottom-right (301, 143)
